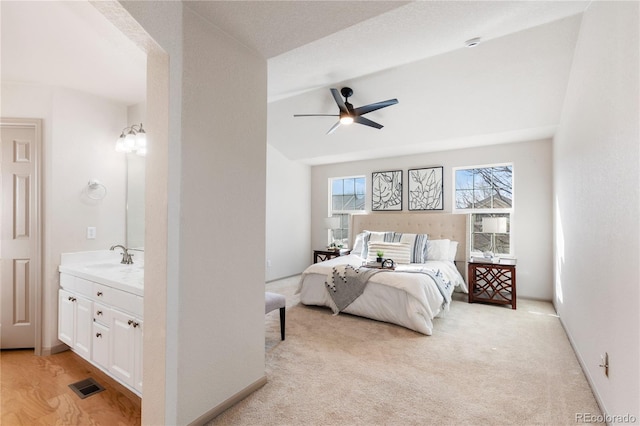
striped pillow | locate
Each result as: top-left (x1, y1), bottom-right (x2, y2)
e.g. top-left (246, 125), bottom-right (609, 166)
top-left (361, 231), bottom-right (395, 259)
top-left (393, 233), bottom-right (429, 263)
top-left (366, 242), bottom-right (412, 264)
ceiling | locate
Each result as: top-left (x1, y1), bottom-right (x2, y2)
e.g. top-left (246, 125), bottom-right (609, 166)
top-left (1, 1), bottom-right (591, 164)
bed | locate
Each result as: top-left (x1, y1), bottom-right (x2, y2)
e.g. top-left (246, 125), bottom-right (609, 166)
top-left (298, 213), bottom-right (469, 335)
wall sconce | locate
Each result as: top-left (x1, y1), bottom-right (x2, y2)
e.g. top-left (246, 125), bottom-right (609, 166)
top-left (116, 123), bottom-right (146, 156)
top-left (482, 217), bottom-right (507, 255)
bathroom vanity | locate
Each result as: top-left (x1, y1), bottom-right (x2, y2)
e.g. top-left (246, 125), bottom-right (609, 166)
top-left (58, 250), bottom-right (143, 395)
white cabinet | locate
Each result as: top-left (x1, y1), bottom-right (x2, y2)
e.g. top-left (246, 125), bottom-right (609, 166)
top-left (58, 289), bottom-right (75, 347)
top-left (58, 273), bottom-right (143, 395)
top-left (109, 308), bottom-right (143, 392)
top-left (91, 302), bottom-right (111, 369)
top-left (92, 322), bottom-right (110, 369)
top-left (58, 289), bottom-right (92, 360)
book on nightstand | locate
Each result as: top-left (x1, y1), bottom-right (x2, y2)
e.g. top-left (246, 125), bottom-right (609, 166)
top-left (470, 256), bottom-right (517, 265)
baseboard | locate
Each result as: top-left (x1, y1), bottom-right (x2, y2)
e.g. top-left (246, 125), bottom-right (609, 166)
top-left (557, 316), bottom-right (608, 419)
top-left (188, 375), bottom-right (268, 425)
top-left (41, 343), bottom-right (69, 356)
top-left (266, 273), bottom-right (300, 283)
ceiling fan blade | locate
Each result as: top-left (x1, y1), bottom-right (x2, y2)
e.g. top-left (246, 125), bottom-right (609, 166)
top-left (330, 88), bottom-right (349, 115)
top-left (293, 114), bottom-right (339, 117)
top-left (326, 121), bottom-right (341, 135)
top-left (353, 98), bottom-right (398, 116)
top-left (354, 115), bottom-right (383, 129)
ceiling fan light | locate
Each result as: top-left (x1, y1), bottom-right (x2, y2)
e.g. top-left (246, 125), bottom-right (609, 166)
top-left (340, 115), bottom-right (354, 125)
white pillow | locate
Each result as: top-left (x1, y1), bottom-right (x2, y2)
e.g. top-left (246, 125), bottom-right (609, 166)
top-left (366, 241), bottom-right (412, 264)
top-left (426, 239), bottom-right (451, 261)
top-left (351, 232), bottom-right (365, 257)
top-left (448, 241), bottom-right (459, 262)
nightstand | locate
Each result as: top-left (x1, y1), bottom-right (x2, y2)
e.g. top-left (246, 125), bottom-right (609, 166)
top-left (313, 249), bottom-right (351, 263)
top-left (468, 261), bottom-right (517, 309)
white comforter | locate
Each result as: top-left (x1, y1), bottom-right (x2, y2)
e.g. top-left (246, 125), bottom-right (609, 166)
top-left (297, 254), bottom-right (468, 335)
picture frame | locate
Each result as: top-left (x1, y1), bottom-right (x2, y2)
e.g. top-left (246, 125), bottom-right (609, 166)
top-left (372, 170), bottom-right (402, 211)
top-left (408, 166), bottom-right (443, 211)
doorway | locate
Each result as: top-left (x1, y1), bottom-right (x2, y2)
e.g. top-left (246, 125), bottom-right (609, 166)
top-left (0, 118), bottom-right (42, 354)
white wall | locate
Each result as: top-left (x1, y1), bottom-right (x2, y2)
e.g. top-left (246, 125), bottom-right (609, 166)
top-left (266, 144), bottom-right (311, 281)
top-left (126, 103), bottom-right (146, 249)
top-left (553, 1), bottom-right (639, 421)
top-left (1, 82), bottom-right (127, 351)
top-left (311, 139), bottom-right (553, 300)
top-left (120, 2), bottom-right (268, 424)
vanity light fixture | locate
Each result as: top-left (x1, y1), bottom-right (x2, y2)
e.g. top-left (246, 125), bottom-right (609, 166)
top-left (116, 123), bottom-right (146, 156)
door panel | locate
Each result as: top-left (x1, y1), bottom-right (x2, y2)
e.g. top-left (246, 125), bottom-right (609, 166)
top-left (1, 120), bottom-right (41, 349)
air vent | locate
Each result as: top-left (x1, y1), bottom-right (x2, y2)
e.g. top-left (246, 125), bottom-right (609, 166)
top-left (68, 378), bottom-right (105, 399)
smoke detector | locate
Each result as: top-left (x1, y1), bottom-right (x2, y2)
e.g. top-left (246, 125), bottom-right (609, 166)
top-left (465, 37), bottom-right (481, 48)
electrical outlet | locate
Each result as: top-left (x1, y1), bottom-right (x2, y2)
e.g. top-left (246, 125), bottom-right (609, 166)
top-left (266, 259), bottom-right (272, 270)
top-left (599, 352), bottom-right (609, 377)
top-left (87, 227), bottom-right (97, 239)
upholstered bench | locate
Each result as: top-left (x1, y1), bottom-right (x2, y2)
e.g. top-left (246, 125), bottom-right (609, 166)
top-left (265, 292), bottom-right (286, 340)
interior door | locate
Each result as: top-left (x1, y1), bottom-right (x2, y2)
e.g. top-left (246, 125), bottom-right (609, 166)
top-left (1, 119), bottom-right (41, 350)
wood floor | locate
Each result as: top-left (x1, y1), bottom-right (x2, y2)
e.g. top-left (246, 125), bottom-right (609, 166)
top-left (1, 349), bottom-right (141, 425)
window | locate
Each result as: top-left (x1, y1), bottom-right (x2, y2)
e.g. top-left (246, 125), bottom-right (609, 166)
top-left (330, 176), bottom-right (365, 246)
top-left (454, 164), bottom-right (513, 255)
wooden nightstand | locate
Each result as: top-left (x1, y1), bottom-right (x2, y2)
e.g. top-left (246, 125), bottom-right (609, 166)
top-left (468, 261), bottom-right (517, 309)
top-left (313, 249), bottom-right (351, 263)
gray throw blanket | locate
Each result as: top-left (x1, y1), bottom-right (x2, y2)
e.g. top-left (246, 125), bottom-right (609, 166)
top-left (325, 265), bottom-right (453, 314)
top-left (325, 265), bottom-right (382, 313)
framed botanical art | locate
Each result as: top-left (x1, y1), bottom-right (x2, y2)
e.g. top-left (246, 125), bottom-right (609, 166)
top-left (372, 170), bottom-right (402, 211)
top-left (408, 166), bottom-right (443, 210)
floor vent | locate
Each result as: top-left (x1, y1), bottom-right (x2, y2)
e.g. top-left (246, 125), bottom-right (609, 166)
top-left (69, 378), bottom-right (105, 399)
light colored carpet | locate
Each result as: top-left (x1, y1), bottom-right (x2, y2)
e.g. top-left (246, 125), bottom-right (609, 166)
top-left (208, 275), bottom-right (603, 425)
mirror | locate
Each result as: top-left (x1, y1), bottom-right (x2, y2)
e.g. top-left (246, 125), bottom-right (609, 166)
top-left (126, 155), bottom-right (145, 249)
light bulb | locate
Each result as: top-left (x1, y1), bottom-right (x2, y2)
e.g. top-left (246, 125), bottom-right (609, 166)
top-left (340, 115), bottom-right (354, 125)
top-left (115, 136), bottom-right (127, 152)
top-left (124, 132), bottom-right (136, 152)
top-left (135, 131), bottom-right (147, 150)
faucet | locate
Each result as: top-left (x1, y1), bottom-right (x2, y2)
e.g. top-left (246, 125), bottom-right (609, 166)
top-left (110, 244), bottom-right (134, 264)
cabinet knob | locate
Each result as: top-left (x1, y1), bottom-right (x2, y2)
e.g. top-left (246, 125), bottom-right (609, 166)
top-left (96, 310), bottom-right (103, 316)
top-left (68, 296), bottom-right (76, 302)
top-left (127, 320), bottom-right (140, 328)
top-left (96, 332), bottom-right (102, 338)
top-left (96, 291), bottom-right (103, 297)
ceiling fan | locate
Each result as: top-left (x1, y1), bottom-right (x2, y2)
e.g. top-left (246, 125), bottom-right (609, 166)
top-left (294, 87), bottom-right (399, 134)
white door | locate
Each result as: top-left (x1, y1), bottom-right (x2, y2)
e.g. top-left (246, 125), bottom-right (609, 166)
top-left (1, 119), bottom-right (42, 349)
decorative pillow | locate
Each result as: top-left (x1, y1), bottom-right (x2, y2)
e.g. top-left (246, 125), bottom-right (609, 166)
top-left (393, 232), bottom-right (428, 263)
top-left (426, 239), bottom-right (451, 261)
top-left (361, 231), bottom-right (395, 259)
top-left (448, 241), bottom-right (459, 262)
top-left (366, 242), bottom-right (412, 264)
top-left (351, 232), bottom-right (366, 257)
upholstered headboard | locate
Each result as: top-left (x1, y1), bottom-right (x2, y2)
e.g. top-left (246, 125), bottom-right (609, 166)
top-left (350, 212), bottom-right (469, 281)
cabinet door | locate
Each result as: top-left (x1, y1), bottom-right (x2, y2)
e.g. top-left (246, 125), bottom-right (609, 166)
top-left (73, 296), bottom-right (92, 360)
top-left (109, 308), bottom-right (136, 387)
top-left (92, 322), bottom-right (110, 369)
top-left (134, 319), bottom-right (143, 393)
top-left (58, 289), bottom-right (75, 347)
